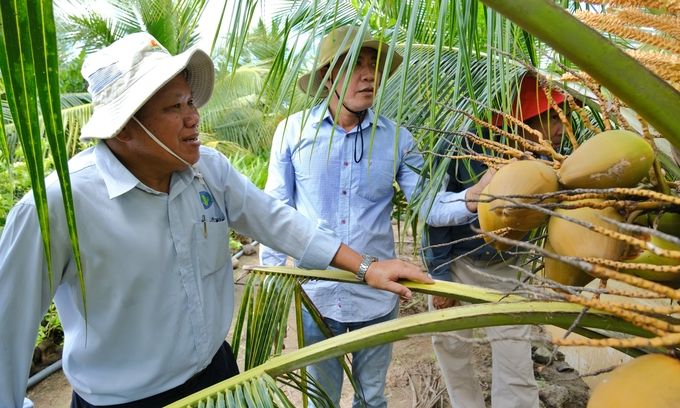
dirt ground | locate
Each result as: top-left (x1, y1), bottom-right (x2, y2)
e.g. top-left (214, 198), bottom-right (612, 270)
top-left (27, 233), bottom-right (590, 407)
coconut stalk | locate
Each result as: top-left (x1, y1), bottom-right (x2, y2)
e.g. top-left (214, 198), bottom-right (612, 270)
top-left (479, 0), bottom-right (680, 149)
top-left (167, 282), bottom-right (653, 408)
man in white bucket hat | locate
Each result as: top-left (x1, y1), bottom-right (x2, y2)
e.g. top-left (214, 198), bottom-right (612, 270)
top-left (0, 32), bottom-right (432, 408)
top-left (260, 26), bottom-right (493, 408)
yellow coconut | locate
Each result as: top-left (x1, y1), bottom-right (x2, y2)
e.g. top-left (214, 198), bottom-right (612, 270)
top-left (558, 129), bottom-right (654, 189)
top-left (478, 186), bottom-right (528, 251)
top-left (588, 354), bottom-right (680, 408)
top-left (484, 160), bottom-right (558, 231)
top-left (542, 241), bottom-right (593, 287)
top-left (547, 200), bottom-right (625, 263)
top-left (621, 234), bottom-right (680, 282)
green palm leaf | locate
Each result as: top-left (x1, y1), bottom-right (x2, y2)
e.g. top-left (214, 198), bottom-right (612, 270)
top-left (56, 0), bottom-right (208, 52)
top-left (168, 267), bottom-right (652, 408)
top-left (29, 0), bottom-right (86, 307)
top-left (0, 0), bottom-right (87, 304)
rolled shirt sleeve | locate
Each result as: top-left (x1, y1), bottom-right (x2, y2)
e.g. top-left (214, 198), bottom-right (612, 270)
top-left (424, 190), bottom-right (477, 227)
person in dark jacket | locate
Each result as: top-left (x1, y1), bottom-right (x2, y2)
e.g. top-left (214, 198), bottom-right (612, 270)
top-left (422, 73), bottom-right (568, 408)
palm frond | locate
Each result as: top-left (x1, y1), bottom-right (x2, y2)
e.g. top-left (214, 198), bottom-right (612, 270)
top-left (61, 102), bottom-right (93, 157)
top-left (0, 0), bottom-right (87, 306)
top-left (168, 266), bottom-right (654, 408)
top-left (0, 80), bottom-right (10, 166)
top-left (56, 0), bottom-right (208, 54)
top-left (231, 272), bottom-right (298, 370)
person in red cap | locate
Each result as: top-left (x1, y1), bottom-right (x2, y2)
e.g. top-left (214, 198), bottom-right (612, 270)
top-left (421, 73), bottom-right (569, 408)
top-left (496, 73), bottom-right (568, 150)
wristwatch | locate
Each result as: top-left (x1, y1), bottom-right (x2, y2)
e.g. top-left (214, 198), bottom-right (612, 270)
top-left (356, 255), bottom-right (378, 282)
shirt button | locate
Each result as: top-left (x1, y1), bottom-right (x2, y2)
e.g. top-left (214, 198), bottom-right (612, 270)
top-left (341, 219), bottom-right (346, 224)
top-left (343, 161), bottom-right (349, 166)
top-left (342, 190), bottom-right (347, 195)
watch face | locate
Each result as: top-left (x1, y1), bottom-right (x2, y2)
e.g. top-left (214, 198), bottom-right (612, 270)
top-left (356, 255), bottom-right (377, 281)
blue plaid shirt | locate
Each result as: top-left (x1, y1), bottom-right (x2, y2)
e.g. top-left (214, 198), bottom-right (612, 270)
top-left (260, 105), bottom-right (475, 322)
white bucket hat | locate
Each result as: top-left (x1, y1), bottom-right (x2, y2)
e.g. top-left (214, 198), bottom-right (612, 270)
top-left (80, 32), bottom-right (214, 141)
top-left (297, 25), bottom-right (403, 98)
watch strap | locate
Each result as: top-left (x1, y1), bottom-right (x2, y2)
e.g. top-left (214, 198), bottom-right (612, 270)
top-left (356, 255), bottom-right (378, 282)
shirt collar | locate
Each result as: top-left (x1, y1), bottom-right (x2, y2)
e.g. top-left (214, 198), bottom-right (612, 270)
top-left (310, 104), bottom-right (387, 131)
top-left (95, 142), bottom-right (142, 199)
top-left (94, 142), bottom-right (197, 199)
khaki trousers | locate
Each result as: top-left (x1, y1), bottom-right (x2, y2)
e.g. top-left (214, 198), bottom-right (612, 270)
top-left (429, 257), bottom-right (539, 408)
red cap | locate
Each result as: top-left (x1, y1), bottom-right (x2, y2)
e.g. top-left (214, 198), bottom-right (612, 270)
top-left (493, 74), bottom-right (566, 126)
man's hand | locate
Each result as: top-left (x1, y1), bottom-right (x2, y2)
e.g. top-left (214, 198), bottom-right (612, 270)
top-left (432, 295), bottom-right (460, 310)
top-left (464, 168), bottom-right (496, 213)
top-left (364, 259), bottom-right (434, 299)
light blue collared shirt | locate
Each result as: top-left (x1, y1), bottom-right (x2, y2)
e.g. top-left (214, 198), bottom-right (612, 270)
top-left (260, 105), bottom-right (475, 322)
top-left (0, 142), bottom-right (340, 407)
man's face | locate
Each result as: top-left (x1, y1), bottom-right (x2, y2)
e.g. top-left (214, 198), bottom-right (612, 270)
top-left (327, 47), bottom-right (382, 112)
top-left (524, 110), bottom-right (565, 150)
top-left (128, 75), bottom-right (201, 171)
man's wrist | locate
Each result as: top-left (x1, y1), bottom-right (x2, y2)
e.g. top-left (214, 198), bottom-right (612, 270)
top-left (356, 255), bottom-right (378, 282)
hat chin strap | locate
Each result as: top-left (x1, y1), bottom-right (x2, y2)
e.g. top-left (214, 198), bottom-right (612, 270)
top-left (329, 70), bottom-right (368, 116)
top-left (132, 116), bottom-right (194, 169)
top-left (334, 89), bottom-right (367, 116)
top-left (131, 116), bottom-right (208, 186)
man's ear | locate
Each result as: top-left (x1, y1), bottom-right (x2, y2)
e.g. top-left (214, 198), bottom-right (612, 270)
top-left (114, 123), bottom-right (134, 142)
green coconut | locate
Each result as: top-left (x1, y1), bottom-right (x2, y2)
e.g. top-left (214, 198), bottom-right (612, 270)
top-left (558, 129), bottom-right (654, 189)
top-left (542, 241), bottom-right (593, 287)
top-left (634, 211), bottom-right (680, 238)
top-left (588, 354), bottom-right (680, 408)
top-left (484, 160), bottom-right (559, 231)
top-left (621, 234), bottom-right (680, 283)
top-left (547, 200), bottom-right (626, 263)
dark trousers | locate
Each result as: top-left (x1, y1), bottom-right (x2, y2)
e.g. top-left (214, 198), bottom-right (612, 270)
top-left (71, 341), bottom-right (239, 408)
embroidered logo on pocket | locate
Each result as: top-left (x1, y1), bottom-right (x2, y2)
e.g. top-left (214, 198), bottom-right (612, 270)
top-left (199, 191), bottom-right (213, 209)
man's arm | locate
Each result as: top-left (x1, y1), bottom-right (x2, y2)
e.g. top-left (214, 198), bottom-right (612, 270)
top-left (0, 204), bottom-right (57, 408)
top-left (259, 120), bottom-right (296, 266)
top-left (221, 152), bottom-right (433, 298)
top-left (423, 168), bottom-right (495, 226)
top-left (330, 243), bottom-right (432, 300)
top-left (395, 127), bottom-right (494, 226)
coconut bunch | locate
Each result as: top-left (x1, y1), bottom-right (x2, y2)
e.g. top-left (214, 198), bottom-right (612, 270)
top-left (440, 67), bottom-right (680, 291)
top-left (469, 100), bottom-right (680, 287)
top-left (438, 75), bottom-right (680, 403)
top-left (543, 129), bottom-right (680, 284)
top-left (482, 128), bottom-right (680, 285)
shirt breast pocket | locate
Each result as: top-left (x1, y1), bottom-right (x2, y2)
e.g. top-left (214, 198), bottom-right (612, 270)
top-left (193, 220), bottom-right (230, 277)
top-left (357, 159), bottom-right (396, 201)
